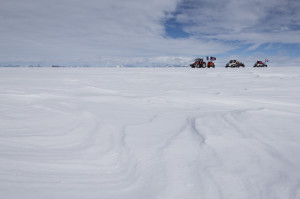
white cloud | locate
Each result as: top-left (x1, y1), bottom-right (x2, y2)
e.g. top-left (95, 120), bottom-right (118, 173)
top-left (176, 0), bottom-right (300, 45)
top-left (0, 0), bottom-right (299, 66)
top-left (0, 0), bottom-right (234, 65)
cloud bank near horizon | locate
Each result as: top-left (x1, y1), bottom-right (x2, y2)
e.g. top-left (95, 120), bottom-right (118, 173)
top-left (0, 0), bottom-right (299, 66)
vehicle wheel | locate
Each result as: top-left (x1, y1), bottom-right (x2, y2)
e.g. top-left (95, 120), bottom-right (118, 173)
top-left (203, 63), bottom-right (206, 68)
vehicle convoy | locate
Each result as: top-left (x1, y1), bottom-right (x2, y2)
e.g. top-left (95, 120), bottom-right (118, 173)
top-left (253, 61), bottom-right (267, 67)
top-left (190, 58), bottom-right (207, 68)
top-left (225, 60), bottom-right (245, 68)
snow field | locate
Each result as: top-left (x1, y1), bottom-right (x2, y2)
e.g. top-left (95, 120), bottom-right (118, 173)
top-left (0, 67), bottom-right (300, 199)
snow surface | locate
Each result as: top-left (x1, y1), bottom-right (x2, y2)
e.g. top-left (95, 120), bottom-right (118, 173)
top-left (1, 67), bottom-right (300, 199)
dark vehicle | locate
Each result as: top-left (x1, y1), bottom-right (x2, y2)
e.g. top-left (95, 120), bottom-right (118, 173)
top-left (253, 61), bottom-right (267, 67)
top-left (207, 61), bottom-right (215, 68)
top-left (190, 58), bottom-right (206, 68)
top-left (225, 60), bottom-right (245, 68)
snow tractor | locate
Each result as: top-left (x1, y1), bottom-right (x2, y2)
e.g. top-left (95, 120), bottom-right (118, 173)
top-left (207, 61), bottom-right (215, 68)
top-left (225, 60), bottom-right (245, 68)
top-left (253, 61), bottom-right (267, 67)
top-left (190, 58), bottom-right (206, 68)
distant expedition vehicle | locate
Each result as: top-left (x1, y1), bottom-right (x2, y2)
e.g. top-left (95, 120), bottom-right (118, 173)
top-left (207, 61), bottom-right (215, 68)
top-left (253, 61), bottom-right (267, 67)
top-left (190, 58), bottom-right (206, 68)
top-left (225, 60), bottom-right (245, 68)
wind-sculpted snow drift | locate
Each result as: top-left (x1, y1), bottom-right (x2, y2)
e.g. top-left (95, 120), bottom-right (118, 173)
top-left (0, 67), bottom-right (300, 199)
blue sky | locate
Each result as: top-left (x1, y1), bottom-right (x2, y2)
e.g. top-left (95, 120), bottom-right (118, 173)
top-left (0, 0), bottom-right (299, 67)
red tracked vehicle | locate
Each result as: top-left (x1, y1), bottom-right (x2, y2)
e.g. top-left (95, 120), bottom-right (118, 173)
top-left (207, 61), bottom-right (215, 68)
top-left (190, 58), bottom-right (206, 68)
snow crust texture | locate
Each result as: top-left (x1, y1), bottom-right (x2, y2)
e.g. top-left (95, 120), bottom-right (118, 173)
top-left (1, 67), bottom-right (300, 199)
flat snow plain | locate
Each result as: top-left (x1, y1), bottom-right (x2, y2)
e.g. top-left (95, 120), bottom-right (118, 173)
top-left (1, 67), bottom-right (300, 199)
